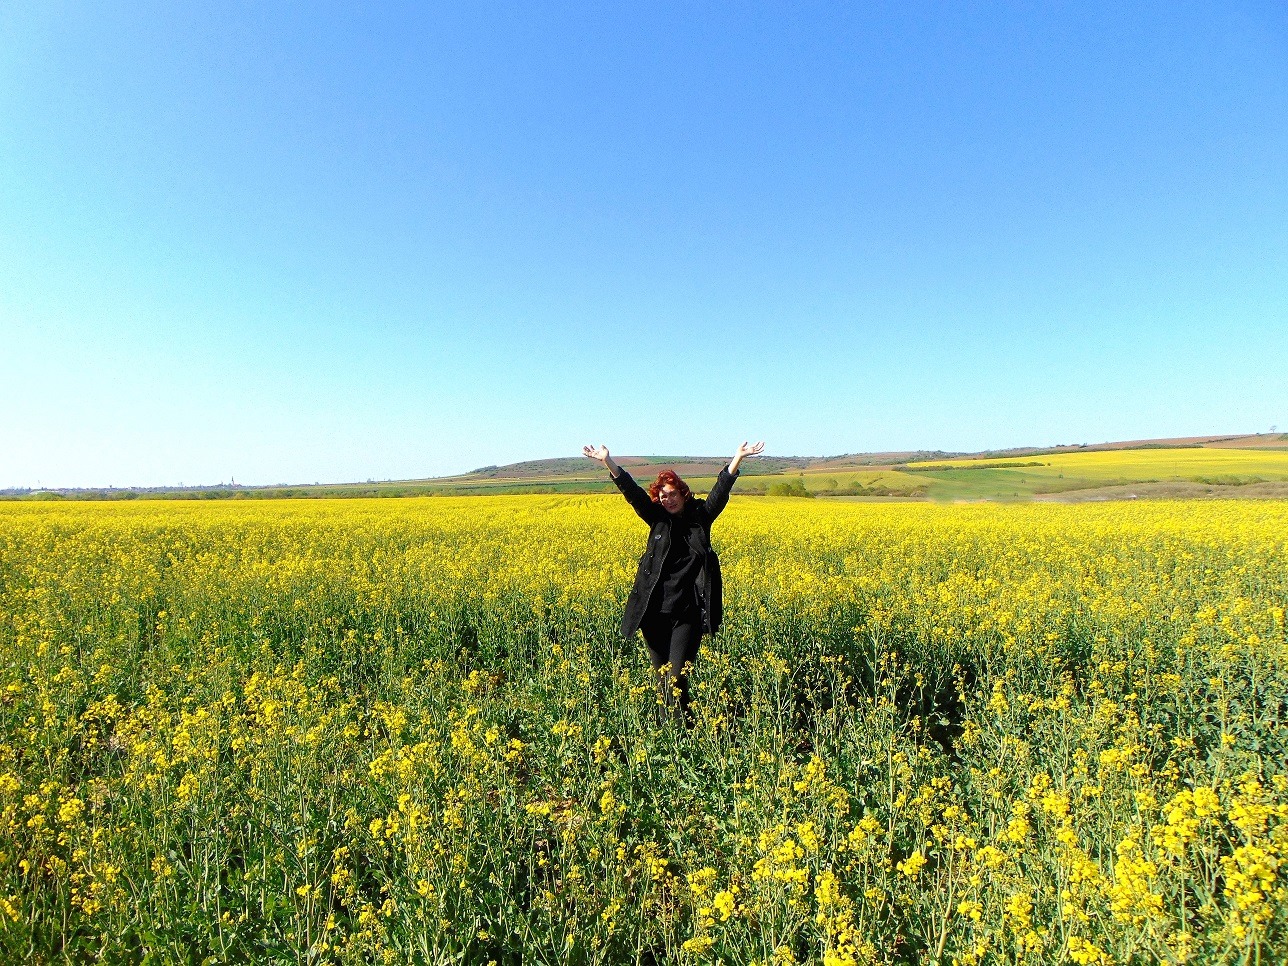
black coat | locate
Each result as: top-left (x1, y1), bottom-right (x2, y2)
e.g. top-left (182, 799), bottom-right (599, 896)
top-left (612, 465), bottom-right (739, 639)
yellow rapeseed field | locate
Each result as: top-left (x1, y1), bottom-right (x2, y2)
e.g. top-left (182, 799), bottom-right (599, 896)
top-left (1, 496), bottom-right (1286, 964)
top-left (909, 447), bottom-right (1288, 483)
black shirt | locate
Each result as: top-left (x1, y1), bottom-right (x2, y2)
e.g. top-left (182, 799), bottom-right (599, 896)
top-left (654, 505), bottom-right (703, 615)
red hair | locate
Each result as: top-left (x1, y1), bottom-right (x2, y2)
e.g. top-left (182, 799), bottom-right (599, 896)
top-left (648, 470), bottom-right (691, 504)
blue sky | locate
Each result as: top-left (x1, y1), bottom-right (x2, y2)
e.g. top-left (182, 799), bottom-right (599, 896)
top-left (2, 1), bottom-right (1285, 488)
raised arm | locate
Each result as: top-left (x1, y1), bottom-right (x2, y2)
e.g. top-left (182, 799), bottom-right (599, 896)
top-left (729, 440), bottom-right (764, 476)
top-left (583, 444), bottom-right (661, 524)
top-left (706, 440), bottom-right (764, 520)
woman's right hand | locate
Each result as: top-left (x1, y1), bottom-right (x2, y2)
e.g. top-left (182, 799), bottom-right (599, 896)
top-left (583, 444), bottom-right (621, 478)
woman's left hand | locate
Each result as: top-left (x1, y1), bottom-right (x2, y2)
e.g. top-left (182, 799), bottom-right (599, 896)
top-left (730, 440), bottom-right (764, 474)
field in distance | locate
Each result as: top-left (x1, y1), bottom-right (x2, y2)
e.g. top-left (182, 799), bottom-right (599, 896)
top-left (8, 432), bottom-right (1288, 502)
top-left (378, 433), bottom-right (1288, 501)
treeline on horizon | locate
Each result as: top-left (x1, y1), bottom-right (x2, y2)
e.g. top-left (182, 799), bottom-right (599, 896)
top-left (0, 477), bottom-right (912, 502)
top-left (8, 434), bottom-right (1284, 503)
top-left (1, 485), bottom-right (504, 502)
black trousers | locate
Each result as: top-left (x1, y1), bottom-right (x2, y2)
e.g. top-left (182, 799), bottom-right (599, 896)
top-left (639, 608), bottom-right (702, 723)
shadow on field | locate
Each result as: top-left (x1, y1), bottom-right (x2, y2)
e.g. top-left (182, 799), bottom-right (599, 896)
top-left (712, 617), bottom-right (979, 765)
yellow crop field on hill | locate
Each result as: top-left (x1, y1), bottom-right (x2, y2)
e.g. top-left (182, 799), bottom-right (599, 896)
top-left (911, 447), bottom-right (1288, 482)
top-left (2, 497), bottom-right (1286, 963)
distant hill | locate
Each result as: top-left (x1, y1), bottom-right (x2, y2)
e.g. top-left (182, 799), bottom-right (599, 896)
top-left (458, 454), bottom-right (813, 480)
top-left (5, 433), bottom-right (1287, 502)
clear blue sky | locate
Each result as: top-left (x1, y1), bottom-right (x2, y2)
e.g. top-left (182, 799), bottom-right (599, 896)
top-left (2, 1), bottom-right (1285, 488)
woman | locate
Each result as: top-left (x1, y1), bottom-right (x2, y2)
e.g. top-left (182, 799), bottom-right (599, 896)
top-left (582, 441), bottom-right (765, 722)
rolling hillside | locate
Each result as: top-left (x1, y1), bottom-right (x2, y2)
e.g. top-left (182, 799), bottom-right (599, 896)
top-left (7, 433), bottom-right (1288, 502)
top-left (412, 433), bottom-right (1288, 501)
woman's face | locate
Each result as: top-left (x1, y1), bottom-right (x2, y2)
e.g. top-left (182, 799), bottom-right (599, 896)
top-left (657, 484), bottom-right (686, 515)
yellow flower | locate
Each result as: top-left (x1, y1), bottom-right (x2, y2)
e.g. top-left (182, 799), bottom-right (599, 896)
top-left (681, 936), bottom-right (714, 954)
top-left (1067, 935), bottom-right (1111, 965)
top-left (896, 851), bottom-right (927, 878)
top-left (687, 867), bottom-right (718, 898)
top-left (713, 889), bottom-right (738, 921)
